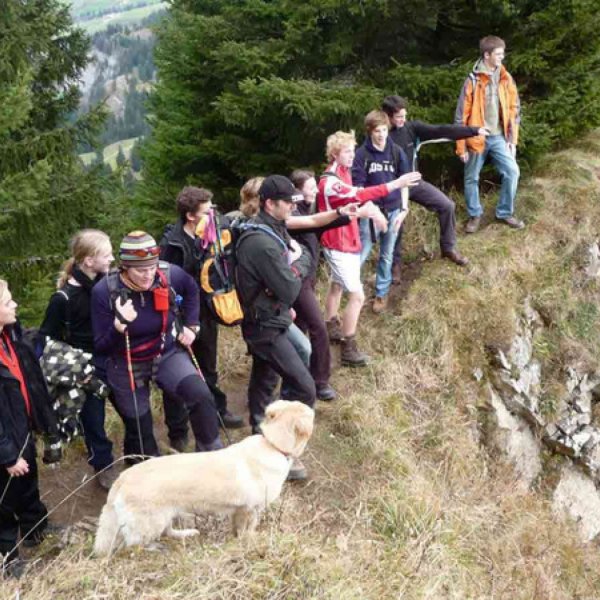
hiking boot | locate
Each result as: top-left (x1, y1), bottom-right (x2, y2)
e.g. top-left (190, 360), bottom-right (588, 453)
top-left (195, 436), bottom-right (224, 452)
top-left (287, 457), bottom-right (307, 481)
top-left (496, 215), bottom-right (525, 230)
top-left (372, 295), bottom-right (388, 314)
top-left (3, 558), bottom-right (27, 580)
top-left (22, 523), bottom-right (65, 547)
top-left (341, 336), bottom-right (370, 367)
top-left (219, 410), bottom-right (244, 429)
top-left (392, 263), bottom-right (402, 284)
top-left (465, 216), bottom-right (481, 234)
top-left (169, 435), bottom-right (189, 453)
top-left (326, 316), bottom-right (344, 343)
top-left (441, 249), bottom-right (469, 266)
top-left (316, 384), bottom-right (337, 402)
top-left (96, 467), bottom-right (119, 491)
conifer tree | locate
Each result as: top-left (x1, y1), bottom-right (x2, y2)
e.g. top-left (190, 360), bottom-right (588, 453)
top-left (141, 0), bottom-right (600, 219)
top-left (0, 0), bottom-right (124, 321)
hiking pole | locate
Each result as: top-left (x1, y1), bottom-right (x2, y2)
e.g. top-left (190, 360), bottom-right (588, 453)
top-left (124, 327), bottom-right (146, 459)
top-left (412, 138), bottom-right (453, 172)
top-left (184, 344), bottom-right (232, 446)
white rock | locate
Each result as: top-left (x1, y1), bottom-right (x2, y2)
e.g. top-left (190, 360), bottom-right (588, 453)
top-left (553, 465), bottom-right (600, 542)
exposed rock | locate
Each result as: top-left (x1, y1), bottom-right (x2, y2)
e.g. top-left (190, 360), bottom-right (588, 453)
top-left (553, 465), bottom-right (600, 542)
top-left (485, 298), bottom-right (600, 539)
top-left (585, 241), bottom-right (600, 279)
top-left (486, 386), bottom-right (542, 487)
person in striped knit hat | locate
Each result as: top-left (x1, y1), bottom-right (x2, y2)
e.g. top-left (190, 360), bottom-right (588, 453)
top-left (91, 231), bottom-right (222, 460)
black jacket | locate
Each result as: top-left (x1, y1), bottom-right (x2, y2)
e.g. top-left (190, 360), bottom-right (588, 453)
top-left (159, 220), bottom-right (204, 282)
top-left (0, 323), bottom-right (59, 467)
top-left (390, 120), bottom-right (479, 169)
top-left (236, 210), bottom-right (311, 331)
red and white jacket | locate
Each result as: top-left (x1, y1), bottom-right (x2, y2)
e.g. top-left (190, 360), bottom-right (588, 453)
top-left (317, 161), bottom-right (388, 253)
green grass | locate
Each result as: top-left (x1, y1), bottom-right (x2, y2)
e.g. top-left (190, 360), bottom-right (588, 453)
top-left (11, 131), bottom-right (600, 598)
top-left (80, 3), bottom-right (167, 33)
top-left (80, 136), bottom-right (139, 169)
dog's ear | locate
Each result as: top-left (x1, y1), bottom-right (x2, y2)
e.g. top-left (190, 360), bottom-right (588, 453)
top-left (290, 412), bottom-right (314, 457)
top-left (262, 402), bottom-right (314, 457)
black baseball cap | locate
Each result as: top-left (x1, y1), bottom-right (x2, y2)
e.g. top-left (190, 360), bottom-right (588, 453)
top-left (259, 175), bottom-right (304, 203)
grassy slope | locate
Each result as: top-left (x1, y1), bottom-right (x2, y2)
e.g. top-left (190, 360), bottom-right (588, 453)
top-left (7, 134), bottom-right (600, 598)
top-left (77, 3), bottom-right (167, 34)
top-left (80, 137), bottom-right (138, 169)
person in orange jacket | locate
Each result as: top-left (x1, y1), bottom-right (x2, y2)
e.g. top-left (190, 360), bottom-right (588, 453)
top-left (455, 35), bottom-right (524, 233)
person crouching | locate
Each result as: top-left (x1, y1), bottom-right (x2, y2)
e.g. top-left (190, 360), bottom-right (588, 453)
top-left (91, 231), bottom-right (222, 461)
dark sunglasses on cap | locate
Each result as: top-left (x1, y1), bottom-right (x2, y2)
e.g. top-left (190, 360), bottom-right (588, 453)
top-left (122, 246), bottom-right (160, 258)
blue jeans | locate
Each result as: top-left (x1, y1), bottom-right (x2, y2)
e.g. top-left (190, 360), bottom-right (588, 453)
top-left (359, 208), bottom-right (401, 298)
top-left (280, 323), bottom-right (312, 399)
top-left (464, 135), bottom-right (520, 219)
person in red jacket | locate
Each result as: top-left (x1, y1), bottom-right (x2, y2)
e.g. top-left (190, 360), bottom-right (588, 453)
top-left (318, 130), bottom-right (421, 366)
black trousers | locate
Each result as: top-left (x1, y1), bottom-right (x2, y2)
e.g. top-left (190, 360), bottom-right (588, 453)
top-left (163, 308), bottom-right (228, 442)
top-left (245, 326), bottom-right (316, 429)
top-left (393, 180), bottom-right (457, 265)
top-left (0, 444), bottom-right (47, 563)
top-left (293, 277), bottom-right (331, 387)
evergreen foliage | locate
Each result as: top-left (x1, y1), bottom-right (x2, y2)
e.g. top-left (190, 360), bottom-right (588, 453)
top-left (0, 0), bottom-right (129, 323)
top-left (141, 0), bottom-right (600, 220)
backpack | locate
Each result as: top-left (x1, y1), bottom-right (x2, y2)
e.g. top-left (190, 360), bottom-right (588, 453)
top-left (198, 216), bottom-right (288, 326)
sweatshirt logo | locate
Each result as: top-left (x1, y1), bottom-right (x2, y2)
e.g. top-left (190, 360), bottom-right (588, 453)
top-left (367, 161), bottom-right (395, 175)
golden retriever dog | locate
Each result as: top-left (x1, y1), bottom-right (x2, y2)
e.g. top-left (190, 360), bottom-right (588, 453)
top-left (93, 400), bottom-right (314, 556)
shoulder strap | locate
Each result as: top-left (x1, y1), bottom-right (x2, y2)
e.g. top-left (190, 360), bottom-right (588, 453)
top-left (236, 223), bottom-right (289, 252)
top-left (56, 288), bottom-right (71, 344)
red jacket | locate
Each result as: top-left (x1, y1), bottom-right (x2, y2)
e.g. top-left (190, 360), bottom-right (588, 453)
top-left (317, 162), bottom-right (388, 253)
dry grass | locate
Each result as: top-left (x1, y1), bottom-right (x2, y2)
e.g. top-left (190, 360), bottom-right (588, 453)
top-left (7, 133), bottom-right (600, 598)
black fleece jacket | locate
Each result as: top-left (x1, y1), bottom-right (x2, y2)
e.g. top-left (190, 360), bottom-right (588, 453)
top-left (236, 210), bottom-right (311, 331)
top-left (390, 120), bottom-right (480, 169)
top-left (0, 323), bottom-right (59, 467)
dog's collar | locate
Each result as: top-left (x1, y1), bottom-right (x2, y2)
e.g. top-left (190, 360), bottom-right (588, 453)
top-left (262, 435), bottom-right (292, 458)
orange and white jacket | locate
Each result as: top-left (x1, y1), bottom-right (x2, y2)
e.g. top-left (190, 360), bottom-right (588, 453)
top-left (454, 62), bottom-right (520, 156)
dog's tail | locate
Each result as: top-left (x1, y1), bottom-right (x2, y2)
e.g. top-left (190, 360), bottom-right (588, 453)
top-left (94, 502), bottom-right (121, 557)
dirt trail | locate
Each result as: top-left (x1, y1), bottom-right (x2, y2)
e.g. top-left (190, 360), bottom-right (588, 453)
top-left (35, 256), bottom-right (424, 545)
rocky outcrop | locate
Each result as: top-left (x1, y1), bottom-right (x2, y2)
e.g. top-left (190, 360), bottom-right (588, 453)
top-left (484, 298), bottom-right (600, 541)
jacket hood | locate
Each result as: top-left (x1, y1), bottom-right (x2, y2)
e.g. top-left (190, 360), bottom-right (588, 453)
top-left (473, 60), bottom-right (509, 81)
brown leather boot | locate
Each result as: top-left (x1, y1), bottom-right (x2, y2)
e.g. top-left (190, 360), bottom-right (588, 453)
top-left (372, 295), bottom-right (389, 314)
top-left (392, 263), bottom-right (402, 284)
top-left (465, 216), bottom-right (481, 234)
top-left (341, 335), bottom-right (370, 367)
top-left (326, 316), bottom-right (344, 343)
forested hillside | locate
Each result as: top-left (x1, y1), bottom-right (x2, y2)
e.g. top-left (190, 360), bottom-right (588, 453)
top-left (0, 0), bottom-right (132, 320)
top-left (141, 0), bottom-right (600, 228)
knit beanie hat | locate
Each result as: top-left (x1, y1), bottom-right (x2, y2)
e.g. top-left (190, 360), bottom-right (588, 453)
top-left (119, 231), bottom-right (159, 268)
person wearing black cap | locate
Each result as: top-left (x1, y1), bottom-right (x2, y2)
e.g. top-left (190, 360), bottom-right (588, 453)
top-left (236, 175), bottom-right (315, 480)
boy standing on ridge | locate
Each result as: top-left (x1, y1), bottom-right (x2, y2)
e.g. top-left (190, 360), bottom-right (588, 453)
top-left (382, 95), bottom-right (488, 281)
top-left (351, 111), bottom-right (420, 313)
top-left (455, 35), bottom-right (523, 233)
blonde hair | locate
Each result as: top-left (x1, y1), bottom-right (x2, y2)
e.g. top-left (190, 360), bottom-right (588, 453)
top-left (325, 130), bottom-right (356, 162)
top-left (57, 229), bottom-right (112, 288)
top-left (239, 177), bottom-right (264, 218)
top-left (0, 279), bottom-right (8, 304)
